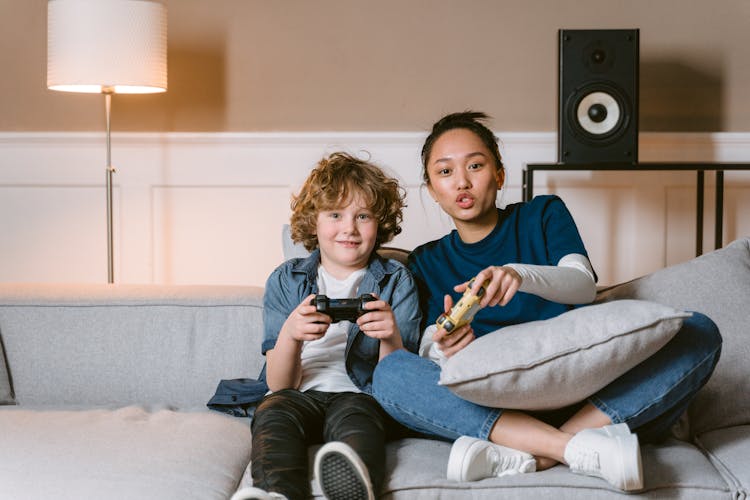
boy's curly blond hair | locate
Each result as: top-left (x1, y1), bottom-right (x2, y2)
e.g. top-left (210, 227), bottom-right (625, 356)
top-left (290, 152), bottom-right (405, 252)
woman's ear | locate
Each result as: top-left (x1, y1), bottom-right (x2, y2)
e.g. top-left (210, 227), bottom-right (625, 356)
top-left (495, 168), bottom-right (506, 189)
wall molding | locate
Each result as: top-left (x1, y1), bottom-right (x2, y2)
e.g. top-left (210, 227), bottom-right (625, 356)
top-left (1, 131), bottom-right (748, 286)
top-left (4, 129), bottom-right (750, 146)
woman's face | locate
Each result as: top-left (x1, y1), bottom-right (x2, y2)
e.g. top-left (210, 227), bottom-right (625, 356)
top-left (425, 128), bottom-right (504, 232)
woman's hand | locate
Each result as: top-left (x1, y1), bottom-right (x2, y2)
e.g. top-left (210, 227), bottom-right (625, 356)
top-left (357, 295), bottom-right (404, 358)
top-left (456, 265), bottom-right (522, 308)
top-left (433, 294), bottom-right (476, 358)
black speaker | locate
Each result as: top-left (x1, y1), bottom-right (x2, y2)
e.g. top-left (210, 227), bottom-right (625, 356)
top-left (558, 29), bottom-right (639, 163)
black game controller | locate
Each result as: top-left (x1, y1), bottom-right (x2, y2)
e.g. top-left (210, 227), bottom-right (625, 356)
top-left (312, 294), bottom-right (377, 323)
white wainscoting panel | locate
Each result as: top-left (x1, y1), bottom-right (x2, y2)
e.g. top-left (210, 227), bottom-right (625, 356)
top-left (152, 185), bottom-right (291, 285)
top-left (1, 132), bottom-right (748, 287)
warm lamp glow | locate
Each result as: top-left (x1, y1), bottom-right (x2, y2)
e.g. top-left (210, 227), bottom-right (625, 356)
top-left (47, 0), bottom-right (167, 94)
top-left (46, 0), bottom-right (167, 283)
top-left (48, 84), bottom-right (167, 94)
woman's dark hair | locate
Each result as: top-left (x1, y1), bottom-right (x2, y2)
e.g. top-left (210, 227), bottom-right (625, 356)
top-left (420, 111), bottom-right (504, 184)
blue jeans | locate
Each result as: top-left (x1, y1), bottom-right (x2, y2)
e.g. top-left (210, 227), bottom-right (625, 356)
top-left (372, 312), bottom-right (722, 444)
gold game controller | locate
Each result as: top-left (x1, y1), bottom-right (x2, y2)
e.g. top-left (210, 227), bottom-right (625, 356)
top-left (435, 277), bottom-right (489, 334)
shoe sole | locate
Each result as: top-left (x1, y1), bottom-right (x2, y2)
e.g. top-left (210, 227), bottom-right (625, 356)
top-left (447, 436), bottom-right (478, 481)
top-left (613, 432), bottom-right (643, 491)
top-left (604, 423), bottom-right (643, 491)
top-left (315, 442), bottom-right (374, 500)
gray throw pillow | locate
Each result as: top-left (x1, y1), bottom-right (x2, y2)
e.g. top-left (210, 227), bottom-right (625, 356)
top-left (1, 334), bottom-right (15, 405)
top-left (281, 224), bottom-right (312, 260)
top-left (596, 236), bottom-right (750, 435)
top-left (439, 300), bottom-right (688, 410)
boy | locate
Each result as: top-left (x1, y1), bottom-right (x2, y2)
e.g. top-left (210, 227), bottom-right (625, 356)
top-left (233, 152), bottom-right (421, 500)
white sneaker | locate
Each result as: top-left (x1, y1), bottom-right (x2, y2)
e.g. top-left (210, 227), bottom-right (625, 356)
top-left (447, 436), bottom-right (536, 482)
top-left (564, 423), bottom-right (643, 491)
top-left (230, 486), bottom-right (287, 500)
top-left (314, 441), bottom-right (375, 500)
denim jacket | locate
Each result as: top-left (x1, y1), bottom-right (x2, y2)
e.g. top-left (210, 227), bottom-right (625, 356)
top-left (262, 248), bottom-right (422, 393)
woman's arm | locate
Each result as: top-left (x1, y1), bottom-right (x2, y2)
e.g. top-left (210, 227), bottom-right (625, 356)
top-left (504, 253), bottom-right (596, 304)
top-left (468, 253), bottom-right (595, 308)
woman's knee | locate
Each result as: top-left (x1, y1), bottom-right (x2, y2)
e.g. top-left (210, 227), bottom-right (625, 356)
top-left (682, 311), bottom-right (722, 360)
top-left (663, 311), bottom-right (723, 390)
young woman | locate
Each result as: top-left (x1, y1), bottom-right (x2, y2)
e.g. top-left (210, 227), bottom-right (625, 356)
top-left (372, 111), bottom-right (722, 491)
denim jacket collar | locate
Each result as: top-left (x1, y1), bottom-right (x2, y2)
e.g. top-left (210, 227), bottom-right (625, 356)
top-left (290, 247), bottom-right (392, 295)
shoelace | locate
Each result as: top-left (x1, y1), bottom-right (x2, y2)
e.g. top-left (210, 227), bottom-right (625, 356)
top-left (488, 448), bottom-right (521, 476)
top-left (570, 449), bottom-right (601, 473)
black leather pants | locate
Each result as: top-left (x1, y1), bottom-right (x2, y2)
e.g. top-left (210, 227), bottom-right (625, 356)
top-left (250, 389), bottom-right (389, 500)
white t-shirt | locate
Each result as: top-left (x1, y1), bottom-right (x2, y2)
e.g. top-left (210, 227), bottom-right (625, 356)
top-left (298, 266), bottom-right (366, 393)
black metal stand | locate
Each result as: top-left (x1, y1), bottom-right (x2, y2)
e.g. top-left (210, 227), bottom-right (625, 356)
top-left (521, 162), bottom-right (750, 257)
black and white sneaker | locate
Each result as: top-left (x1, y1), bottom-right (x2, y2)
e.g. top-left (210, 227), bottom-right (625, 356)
top-left (314, 441), bottom-right (375, 500)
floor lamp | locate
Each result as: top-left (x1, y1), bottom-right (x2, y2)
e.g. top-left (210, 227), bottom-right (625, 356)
top-left (47, 0), bottom-right (167, 283)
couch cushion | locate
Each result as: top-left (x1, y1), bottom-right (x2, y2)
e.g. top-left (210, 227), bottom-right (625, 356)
top-left (0, 406), bottom-right (251, 500)
top-left (0, 333), bottom-right (13, 405)
top-left (439, 300), bottom-right (687, 410)
top-left (380, 437), bottom-right (730, 499)
top-left (596, 237), bottom-right (750, 435)
top-left (695, 425), bottom-right (750, 498)
top-left (0, 283), bottom-right (265, 409)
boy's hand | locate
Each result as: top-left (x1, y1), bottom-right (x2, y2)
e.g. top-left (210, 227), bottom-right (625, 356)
top-left (357, 295), bottom-right (398, 340)
top-left (357, 294), bottom-right (404, 358)
top-left (280, 293), bottom-right (330, 343)
top-left (455, 265), bottom-right (522, 308)
top-left (433, 293), bottom-right (475, 357)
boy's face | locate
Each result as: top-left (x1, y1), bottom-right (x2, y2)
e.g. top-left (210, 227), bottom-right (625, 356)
top-left (316, 193), bottom-right (378, 279)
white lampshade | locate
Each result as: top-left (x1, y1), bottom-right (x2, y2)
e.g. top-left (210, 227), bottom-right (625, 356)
top-left (47, 0), bottom-right (167, 94)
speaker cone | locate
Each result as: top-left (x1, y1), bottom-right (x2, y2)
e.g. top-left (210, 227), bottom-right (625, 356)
top-left (577, 91), bottom-right (621, 135)
top-left (566, 83), bottom-right (630, 143)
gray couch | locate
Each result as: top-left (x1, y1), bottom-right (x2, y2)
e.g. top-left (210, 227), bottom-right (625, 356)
top-left (1, 237), bottom-right (748, 499)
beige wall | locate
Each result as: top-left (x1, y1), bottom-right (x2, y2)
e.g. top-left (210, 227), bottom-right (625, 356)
top-left (2, 0), bottom-right (749, 133)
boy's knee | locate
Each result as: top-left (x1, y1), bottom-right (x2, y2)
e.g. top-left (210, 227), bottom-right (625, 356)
top-left (254, 390), bottom-right (302, 418)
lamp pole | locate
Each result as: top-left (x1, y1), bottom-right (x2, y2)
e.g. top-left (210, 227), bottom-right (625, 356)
top-left (104, 89), bottom-right (115, 283)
